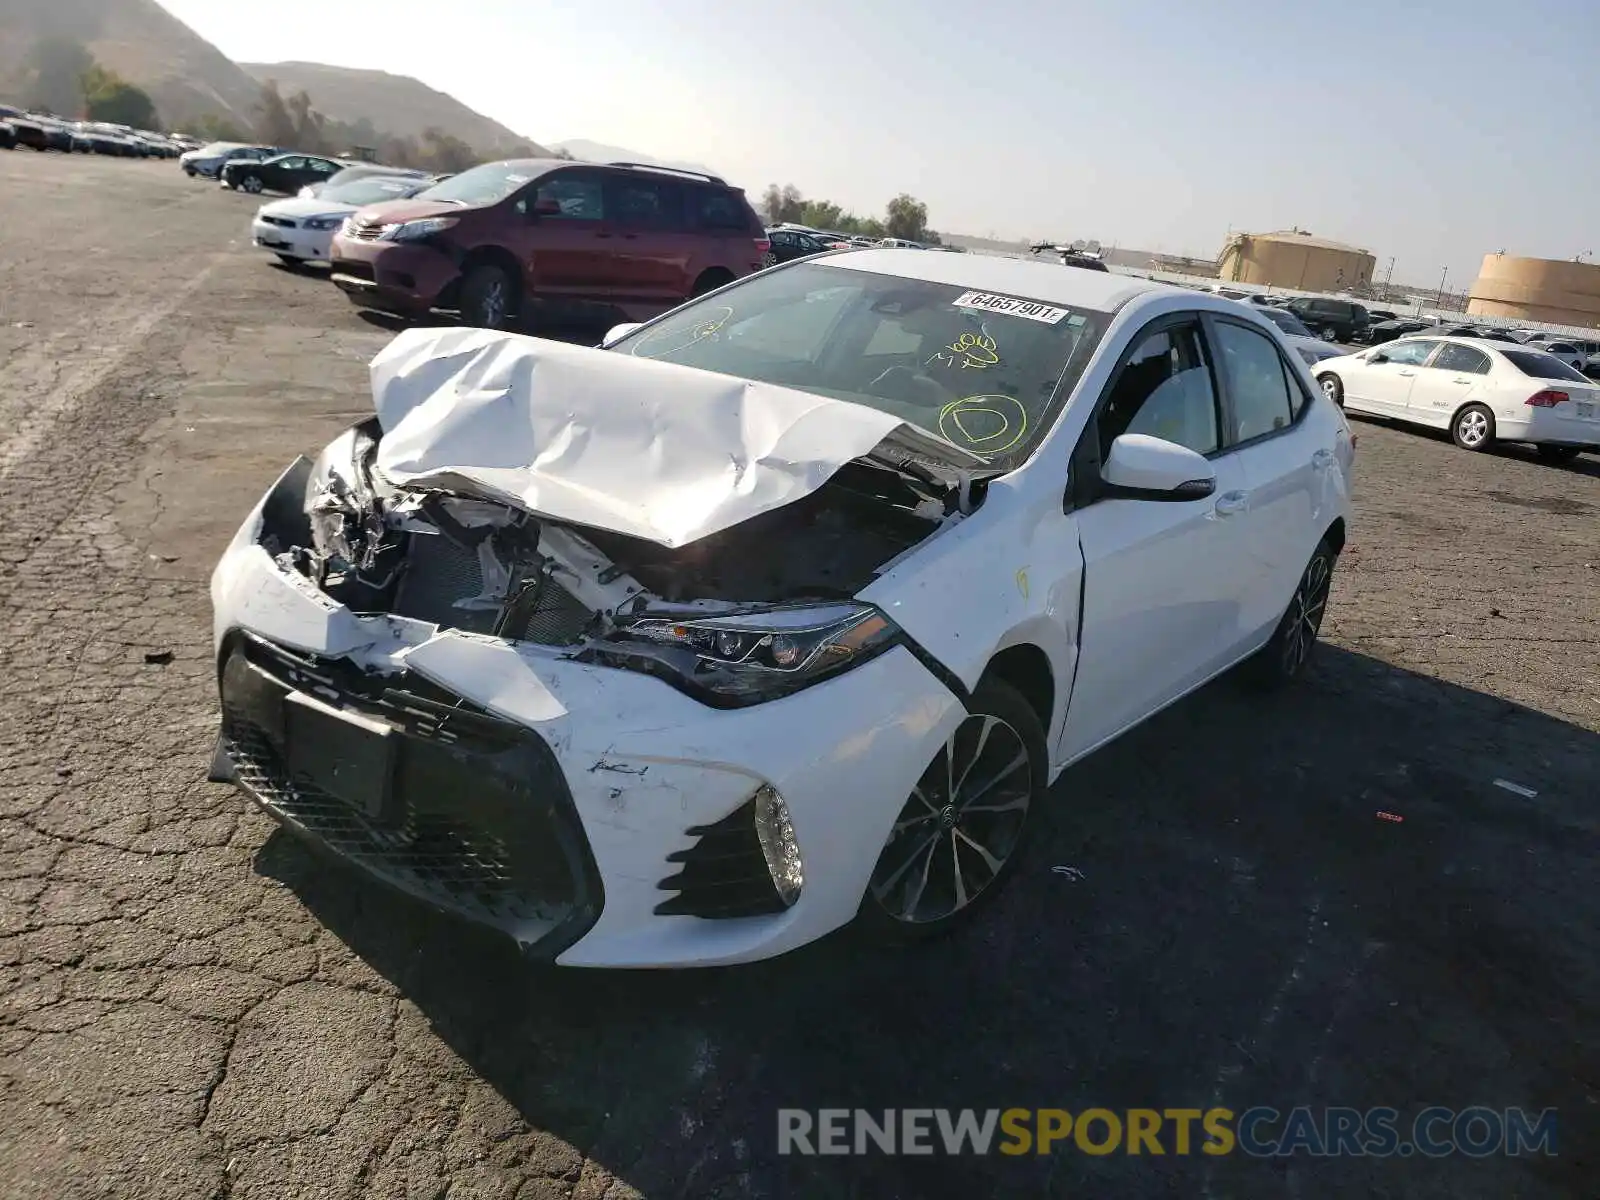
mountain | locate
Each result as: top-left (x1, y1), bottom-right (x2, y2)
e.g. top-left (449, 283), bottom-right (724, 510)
top-left (241, 62), bottom-right (547, 155)
top-left (551, 139), bottom-right (721, 179)
top-left (0, 0), bottom-right (259, 123)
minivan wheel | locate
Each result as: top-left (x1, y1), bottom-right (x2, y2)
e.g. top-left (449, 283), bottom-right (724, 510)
top-left (691, 268), bottom-right (734, 298)
top-left (1242, 539), bottom-right (1337, 689)
top-left (458, 264), bottom-right (515, 329)
top-left (1452, 403), bottom-right (1496, 451)
top-left (859, 678), bottom-right (1045, 941)
top-left (1318, 373), bottom-right (1344, 407)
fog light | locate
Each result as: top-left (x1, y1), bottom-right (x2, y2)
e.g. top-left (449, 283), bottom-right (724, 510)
top-left (752, 785), bottom-right (803, 906)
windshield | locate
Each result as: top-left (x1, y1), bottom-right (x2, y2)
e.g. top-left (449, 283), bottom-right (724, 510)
top-left (610, 262), bottom-right (1107, 470)
top-left (1502, 350), bottom-right (1591, 383)
top-left (323, 176), bottom-right (428, 206)
top-left (416, 162), bottom-right (535, 207)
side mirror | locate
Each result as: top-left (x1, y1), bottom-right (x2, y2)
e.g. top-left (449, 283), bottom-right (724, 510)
top-left (531, 198), bottom-right (561, 219)
top-left (1368, 351), bottom-right (1389, 365)
top-left (601, 322), bottom-right (643, 348)
top-left (1100, 434), bottom-right (1216, 501)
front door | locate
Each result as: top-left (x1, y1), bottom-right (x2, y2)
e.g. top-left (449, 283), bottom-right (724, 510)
top-left (1349, 338), bottom-right (1439, 415)
top-left (1059, 317), bottom-right (1258, 763)
top-left (514, 169), bottom-right (616, 303)
top-left (1406, 340), bottom-right (1490, 428)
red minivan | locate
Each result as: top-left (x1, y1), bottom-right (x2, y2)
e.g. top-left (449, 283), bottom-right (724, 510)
top-left (330, 159), bottom-right (770, 329)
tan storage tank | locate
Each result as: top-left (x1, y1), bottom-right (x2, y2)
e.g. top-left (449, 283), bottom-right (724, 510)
top-left (1467, 255), bottom-right (1600, 327)
top-left (1217, 230), bottom-right (1376, 292)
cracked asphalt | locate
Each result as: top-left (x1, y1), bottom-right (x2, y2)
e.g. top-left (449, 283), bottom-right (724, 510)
top-left (0, 152), bottom-right (1596, 1199)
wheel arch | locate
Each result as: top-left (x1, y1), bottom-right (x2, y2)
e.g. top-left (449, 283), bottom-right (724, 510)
top-left (448, 245), bottom-right (524, 312)
top-left (1322, 516), bottom-right (1347, 555)
top-left (978, 643), bottom-right (1056, 739)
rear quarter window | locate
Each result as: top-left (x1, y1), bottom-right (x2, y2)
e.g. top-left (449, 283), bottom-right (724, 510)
top-left (693, 188), bottom-right (755, 233)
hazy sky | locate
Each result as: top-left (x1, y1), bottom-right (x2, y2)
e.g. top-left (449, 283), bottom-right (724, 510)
top-left (159, 0), bottom-right (1597, 285)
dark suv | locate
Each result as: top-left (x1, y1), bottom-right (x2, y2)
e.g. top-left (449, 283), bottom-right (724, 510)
top-left (330, 159), bottom-right (769, 329)
top-left (1286, 296), bottom-right (1370, 342)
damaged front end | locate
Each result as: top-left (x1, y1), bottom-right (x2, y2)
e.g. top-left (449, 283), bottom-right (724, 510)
top-left (267, 416), bottom-right (961, 706)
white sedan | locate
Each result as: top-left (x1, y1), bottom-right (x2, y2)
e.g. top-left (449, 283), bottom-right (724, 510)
top-left (208, 252), bottom-right (1354, 967)
top-left (251, 173), bottom-right (433, 265)
top-left (1314, 336), bottom-right (1600, 462)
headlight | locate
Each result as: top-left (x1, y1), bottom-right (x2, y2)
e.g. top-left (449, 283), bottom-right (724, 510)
top-left (304, 215), bottom-right (346, 231)
top-left (596, 603), bottom-right (900, 705)
top-left (302, 424), bottom-right (389, 580)
top-left (338, 217), bottom-right (357, 238)
top-left (379, 217), bottom-right (458, 242)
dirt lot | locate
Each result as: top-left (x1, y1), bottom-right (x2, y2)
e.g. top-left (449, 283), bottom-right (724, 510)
top-left (0, 152), bottom-right (1595, 1200)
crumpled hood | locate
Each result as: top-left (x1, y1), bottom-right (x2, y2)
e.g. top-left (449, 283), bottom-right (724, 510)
top-left (370, 327), bottom-right (963, 548)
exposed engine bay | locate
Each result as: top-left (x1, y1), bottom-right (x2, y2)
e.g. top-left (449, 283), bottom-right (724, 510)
top-left (268, 419), bottom-right (957, 652)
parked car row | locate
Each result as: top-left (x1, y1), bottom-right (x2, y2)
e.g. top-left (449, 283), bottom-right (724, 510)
top-left (0, 106), bottom-right (188, 157)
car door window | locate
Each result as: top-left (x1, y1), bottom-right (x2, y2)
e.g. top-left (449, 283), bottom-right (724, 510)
top-left (1212, 321), bottom-right (1296, 443)
top-left (276, 156), bottom-right (305, 170)
top-left (1097, 323), bottom-right (1220, 457)
top-left (609, 178), bottom-right (685, 230)
top-left (1379, 340), bottom-right (1438, 367)
top-left (532, 173), bottom-right (605, 220)
top-left (1431, 344), bottom-right (1491, 374)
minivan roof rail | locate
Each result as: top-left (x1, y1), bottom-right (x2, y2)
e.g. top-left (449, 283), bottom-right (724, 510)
top-left (606, 161), bottom-right (726, 185)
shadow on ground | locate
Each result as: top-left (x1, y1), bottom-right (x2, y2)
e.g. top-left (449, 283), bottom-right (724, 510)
top-left (254, 645), bottom-right (1598, 1199)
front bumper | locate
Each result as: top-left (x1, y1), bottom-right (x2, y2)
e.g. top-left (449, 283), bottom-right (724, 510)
top-left (252, 217), bottom-right (335, 261)
top-left (328, 236), bottom-right (460, 314)
top-left (208, 465), bottom-right (965, 967)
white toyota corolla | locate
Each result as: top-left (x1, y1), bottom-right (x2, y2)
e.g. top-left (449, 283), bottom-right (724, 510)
top-left (209, 251), bottom-right (1355, 967)
top-left (1314, 335), bottom-right (1600, 462)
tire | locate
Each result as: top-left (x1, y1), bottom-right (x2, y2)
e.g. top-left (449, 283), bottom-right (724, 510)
top-left (691, 269), bottom-right (734, 298)
top-left (458, 264), bottom-right (516, 329)
top-left (1535, 444), bottom-right (1582, 464)
top-left (239, 174), bottom-right (264, 194)
top-left (1241, 538), bottom-right (1337, 689)
top-left (1451, 403), bottom-right (1496, 451)
top-left (275, 254), bottom-right (303, 270)
top-left (1321, 326), bottom-right (1339, 342)
top-left (858, 677), bottom-right (1047, 942)
top-left (1318, 373), bottom-right (1344, 408)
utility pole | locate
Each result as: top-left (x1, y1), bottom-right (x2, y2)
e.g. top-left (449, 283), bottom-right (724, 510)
top-left (1435, 266), bottom-right (1449, 308)
top-left (1383, 256), bottom-right (1395, 289)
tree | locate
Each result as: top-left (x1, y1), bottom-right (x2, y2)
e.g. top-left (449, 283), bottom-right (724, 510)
top-left (285, 89), bottom-right (326, 154)
top-left (253, 80), bottom-right (298, 147)
top-left (418, 127), bottom-right (476, 173)
top-left (885, 193), bottom-right (930, 241)
top-left (760, 183), bottom-right (805, 225)
top-left (799, 199), bottom-right (845, 230)
top-left (25, 36), bottom-right (93, 116)
top-left (81, 64), bottom-right (158, 128)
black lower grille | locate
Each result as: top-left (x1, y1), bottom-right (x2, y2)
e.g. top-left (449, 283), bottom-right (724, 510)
top-left (261, 215), bottom-right (296, 228)
top-left (219, 635), bottom-right (601, 953)
top-left (656, 799), bottom-right (787, 918)
top-left (332, 259), bottom-right (374, 282)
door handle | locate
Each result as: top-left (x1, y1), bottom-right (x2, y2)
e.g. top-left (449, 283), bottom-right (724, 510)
top-left (594, 232), bottom-right (614, 238)
top-left (1311, 448), bottom-right (1335, 469)
top-left (1396, 369), bottom-right (1415, 376)
top-left (1213, 490), bottom-right (1249, 517)
top-left (1452, 377), bottom-right (1473, 384)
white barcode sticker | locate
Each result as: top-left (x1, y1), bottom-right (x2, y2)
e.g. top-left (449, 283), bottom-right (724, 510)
top-left (952, 291), bottom-right (1071, 324)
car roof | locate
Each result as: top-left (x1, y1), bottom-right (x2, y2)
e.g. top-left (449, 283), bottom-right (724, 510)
top-left (820, 248), bottom-right (1164, 311)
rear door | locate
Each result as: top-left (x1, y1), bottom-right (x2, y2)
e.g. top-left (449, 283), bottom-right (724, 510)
top-left (1058, 315), bottom-right (1257, 762)
top-left (1206, 316), bottom-right (1329, 646)
top-left (690, 186), bottom-right (765, 279)
top-left (515, 168), bottom-right (616, 300)
top-left (1407, 341), bottom-right (1491, 428)
top-left (603, 174), bottom-right (695, 308)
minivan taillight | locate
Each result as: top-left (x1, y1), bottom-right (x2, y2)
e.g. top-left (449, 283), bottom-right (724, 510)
top-left (754, 238), bottom-right (770, 254)
top-left (1526, 390), bottom-right (1569, 407)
